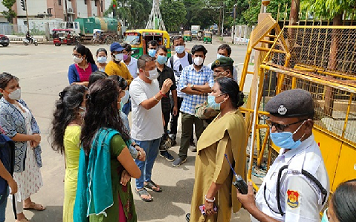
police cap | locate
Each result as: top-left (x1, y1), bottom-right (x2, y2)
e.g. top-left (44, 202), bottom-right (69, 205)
top-left (266, 89), bottom-right (314, 118)
top-left (211, 57), bottom-right (234, 70)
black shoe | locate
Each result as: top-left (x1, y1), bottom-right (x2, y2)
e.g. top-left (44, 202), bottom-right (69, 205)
top-left (186, 213), bottom-right (190, 222)
top-left (190, 140), bottom-right (196, 147)
top-left (172, 157), bottom-right (187, 167)
top-left (159, 150), bottom-right (175, 162)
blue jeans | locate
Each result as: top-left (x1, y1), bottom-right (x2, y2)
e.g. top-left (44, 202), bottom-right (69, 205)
top-left (122, 98), bottom-right (131, 116)
top-left (0, 188), bottom-right (9, 222)
top-left (134, 138), bottom-right (161, 189)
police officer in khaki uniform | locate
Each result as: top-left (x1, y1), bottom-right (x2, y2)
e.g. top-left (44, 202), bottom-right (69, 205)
top-left (236, 89), bottom-right (330, 222)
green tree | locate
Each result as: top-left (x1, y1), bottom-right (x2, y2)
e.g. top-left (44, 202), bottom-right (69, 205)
top-left (302, 0), bottom-right (355, 20)
top-left (104, 0), bottom-right (151, 29)
top-left (160, 0), bottom-right (187, 32)
top-left (1, 0), bottom-right (16, 23)
top-left (242, 0), bottom-right (291, 25)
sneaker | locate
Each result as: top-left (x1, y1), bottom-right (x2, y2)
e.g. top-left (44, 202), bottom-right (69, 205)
top-left (172, 157), bottom-right (187, 167)
top-left (159, 150), bottom-right (175, 162)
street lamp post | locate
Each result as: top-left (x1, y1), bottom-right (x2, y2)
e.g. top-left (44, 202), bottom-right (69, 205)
top-left (232, 3), bottom-right (237, 44)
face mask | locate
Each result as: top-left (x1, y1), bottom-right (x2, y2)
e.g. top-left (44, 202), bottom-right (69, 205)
top-left (123, 54), bottom-right (129, 61)
top-left (217, 54), bottom-right (225, 59)
top-left (97, 56), bottom-right (107, 63)
top-left (148, 49), bottom-right (157, 57)
top-left (194, 57), bottom-right (204, 66)
top-left (207, 95), bottom-right (220, 110)
top-left (157, 55), bottom-right (167, 65)
top-left (73, 56), bottom-right (83, 64)
top-left (146, 69), bottom-right (159, 80)
top-left (270, 121), bottom-right (306, 149)
top-left (121, 90), bottom-right (129, 105)
top-left (321, 209), bottom-right (328, 222)
top-left (114, 53), bottom-right (123, 61)
top-left (8, 88), bottom-right (21, 100)
top-left (175, 45), bottom-right (185, 54)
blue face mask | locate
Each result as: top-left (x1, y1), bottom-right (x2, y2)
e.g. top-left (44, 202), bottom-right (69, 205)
top-left (175, 45), bottom-right (185, 54)
top-left (321, 209), bottom-right (329, 222)
top-left (97, 56), bottom-right (107, 63)
top-left (157, 55), bottom-right (167, 65)
top-left (270, 121), bottom-right (306, 149)
top-left (207, 95), bottom-right (220, 110)
top-left (148, 49), bottom-right (157, 57)
top-left (217, 54), bottom-right (225, 59)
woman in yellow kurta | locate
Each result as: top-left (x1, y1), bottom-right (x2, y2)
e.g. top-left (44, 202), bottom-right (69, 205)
top-left (190, 77), bottom-right (247, 222)
top-left (50, 85), bottom-right (87, 222)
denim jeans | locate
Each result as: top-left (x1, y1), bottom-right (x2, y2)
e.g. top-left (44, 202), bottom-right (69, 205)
top-left (0, 188), bottom-right (9, 222)
top-left (134, 138), bottom-right (161, 189)
top-left (122, 98), bottom-right (131, 116)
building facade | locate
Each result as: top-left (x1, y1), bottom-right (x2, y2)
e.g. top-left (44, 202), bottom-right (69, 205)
top-left (0, 0), bottom-right (107, 24)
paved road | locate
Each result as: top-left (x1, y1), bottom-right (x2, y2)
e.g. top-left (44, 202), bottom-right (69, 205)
top-left (1, 38), bottom-right (253, 222)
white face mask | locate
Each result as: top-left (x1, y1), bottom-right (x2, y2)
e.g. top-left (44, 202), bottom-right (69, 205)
top-left (73, 56), bottom-right (83, 64)
top-left (8, 88), bottom-right (21, 100)
top-left (217, 54), bottom-right (225, 59)
top-left (121, 90), bottom-right (129, 105)
top-left (97, 56), bottom-right (107, 63)
top-left (194, 57), bottom-right (204, 66)
top-left (114, 53), bottom-right (124, 61)
top-left (146, 69), bottom-right (159, 80)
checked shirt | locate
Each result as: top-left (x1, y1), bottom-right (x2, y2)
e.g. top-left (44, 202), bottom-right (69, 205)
top-left (179, 64), bottom-right (214, 115)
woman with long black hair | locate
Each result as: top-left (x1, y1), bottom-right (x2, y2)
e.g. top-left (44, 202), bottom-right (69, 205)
top-left (74, 78), bottom-right (140, 222)
top-left (68, 44), bottom-right (98, 86)
top-left (50, 84), bottom-right (86, 222)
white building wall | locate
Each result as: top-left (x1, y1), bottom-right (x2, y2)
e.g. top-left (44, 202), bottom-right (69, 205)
top-left (76, 0), bottom-right (88, 18)
top-left (16, 0), bottom-right (47, 17)
top-left (91, 3), bottom-right (98, 17)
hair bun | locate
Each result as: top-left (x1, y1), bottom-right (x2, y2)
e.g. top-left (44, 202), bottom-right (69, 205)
top-left (236, 91), bottom-right (245, 108)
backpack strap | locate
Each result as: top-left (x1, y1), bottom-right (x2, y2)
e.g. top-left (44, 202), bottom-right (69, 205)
top-left (169, 56), bottom-right (174, 70)
top-left (187, 53), bottom-right (193, 64)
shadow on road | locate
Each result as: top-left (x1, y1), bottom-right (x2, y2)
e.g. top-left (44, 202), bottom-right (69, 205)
top-left (28, 206), bottom-right (63, 222)
top-left (135, 178), bottom-right (195, 221)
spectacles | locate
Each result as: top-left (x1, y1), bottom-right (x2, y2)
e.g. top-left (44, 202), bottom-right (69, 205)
top-left (72, 53), bottom-right (81, 57)
top-left (266, 119), bottom-right (306, 132)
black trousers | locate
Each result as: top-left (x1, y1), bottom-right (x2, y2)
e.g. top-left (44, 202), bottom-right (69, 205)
top-left (169, 96), bottom-right (183, 135)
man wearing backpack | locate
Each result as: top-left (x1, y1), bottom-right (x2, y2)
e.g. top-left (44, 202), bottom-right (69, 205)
top-left (167, 36), bottom-right (193, 146)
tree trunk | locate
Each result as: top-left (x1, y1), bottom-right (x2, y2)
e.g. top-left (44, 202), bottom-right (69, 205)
top-left (218, 1), bottom-right (222, 36)
top-left (288, 0), bottom-right (300, 46)
top-left (324, 13), bottom-right (343, 117)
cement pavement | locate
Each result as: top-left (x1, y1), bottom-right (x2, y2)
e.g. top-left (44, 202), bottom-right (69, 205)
top-left (1, 38), bottom-right (255, 222)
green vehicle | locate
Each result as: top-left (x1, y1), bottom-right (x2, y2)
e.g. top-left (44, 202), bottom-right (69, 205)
top-left (183, 30), bottom-right (192, 42)
top-left (203, 32), bottom-right (213, 44)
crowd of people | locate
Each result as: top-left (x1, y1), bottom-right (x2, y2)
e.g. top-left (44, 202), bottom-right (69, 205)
top-left (0, 35), bottom-right (355, 222)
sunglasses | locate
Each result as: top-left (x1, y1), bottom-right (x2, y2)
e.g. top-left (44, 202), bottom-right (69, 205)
top-left (266, 119), bottom-right (306, 132)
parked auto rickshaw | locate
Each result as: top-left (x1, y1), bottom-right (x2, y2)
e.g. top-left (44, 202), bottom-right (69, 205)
top-left (183, 30), bottom-right (192, 42)
top-left (203, 31), bottom-right (213, 44)
top-left (52, 29), bottom-right (78, 46)
top-left (123, 29), bottom-right (171, 59)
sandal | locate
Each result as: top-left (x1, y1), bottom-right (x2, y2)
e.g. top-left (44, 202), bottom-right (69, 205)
top-left (144, 180), bottom-right (162, 192)
top-left (23, 202), bottom-right (46, 211)
top-left (136, 188), bottom-right (153, 202)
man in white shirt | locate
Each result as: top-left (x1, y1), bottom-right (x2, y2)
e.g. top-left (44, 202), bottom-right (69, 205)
top-left (129, 55), bottom-right (173, 202)
top-left (121, 43), bottom-right (138, 115)
top-left (167, 36), bottom-right (193, 146)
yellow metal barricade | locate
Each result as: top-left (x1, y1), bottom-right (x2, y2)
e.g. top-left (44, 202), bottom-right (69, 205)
top-left (243, 25), bottom-right (356, 192)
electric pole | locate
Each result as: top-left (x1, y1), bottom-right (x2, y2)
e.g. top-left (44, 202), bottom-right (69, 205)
top-left (25, 0), bottom-right (29, 32)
